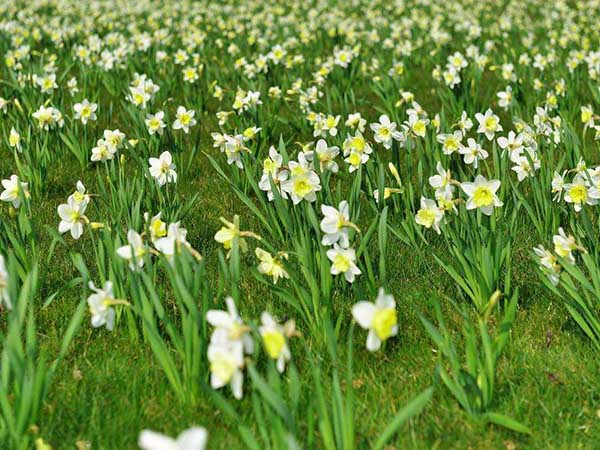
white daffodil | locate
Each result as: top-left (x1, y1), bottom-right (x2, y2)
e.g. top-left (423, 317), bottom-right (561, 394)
top-left (415, 197), bottom-right (444, 234)
top-left (258, 146), bottom-right (288, 201)
top-left (343, 131), bottom-right (373, 172)
top-left (172, 106), bottom-right (196, 133)
top-left (551, 171), bottom-right (567, 202)
top-left (511, 148), bottom-right (540, 182)
top-left (281, 156), bottom-right (321, 205)
top-left (533, 245), bottom-right (561, 286)
top-left (149, 151), bottom-right (177, 186)
top-left (87, 281), bottom-right (126, 331)
top-left (461, 175), bottom-right (503, 216)
top-left (154, 222), bottom-right (201, 262)
top-left (552, 227), bottom-right (581, 264)
top-left (116, 230), bottom-right (148, 270)
top-left (320, 200), bottom-right (357, 247)
top-left (9, 127), bottom-right (21, 152)
top-left (91, 138), bottom-right (115, 162)
top-left (428, 162), bottom-right (454, 198)
top-left (475, 108), bottom-right (503, 140)
top-left (457, 111), bottom-right (473, 134)
top-left (58, 196), bottom-right (89, 239)
top-left (437, 131), bottom-right (462, 155)
top-left (145, 212), bottom-right (167, 243)
top-left (0, 175), bottom-right (29, 208)
top-left (208, 328), bottom-right (245, 399)
top-left (307, 139), bottom-right (339, 173)
top-left (139, 427), bottom-right (207, 450)
top-left (0, 255), bottom-right (12, 310)
top-left (69, 180), bottom-right (90, 206)
top-left (497, 131), bottom-right (525, 160)
top-left (404, 113), bottom-right (429, 138)
top-left (458, 138), bottom-right (488, 168)
top-left (370, 114), bottom-right (404, 149)
top-left (326, 244), bottom-right (361, 283)
top-left (73, 99), bottom-right (98, 125)
top-left (145, 111), bottom-right (166, 135)
top-left (259, 312), bottom-right (291, 373)
top-left (214, 216), bottom-right (261, 255)
top-left (497, 86), bottom-right (513, 110)
top-left (351, 288), bottom-right (398, 352)
top-left (346, 112), bottom-right (366, 132)
top-left (563, 174), bottom-right (600, 212)
top-left (32, 105), bottom-right (63, 130)
top-left (103, 129), bottom-right (126, 152)
top-left (255, 248), bottom-right (289, 284)
top-left (206, 296), bottom-right (254, 354)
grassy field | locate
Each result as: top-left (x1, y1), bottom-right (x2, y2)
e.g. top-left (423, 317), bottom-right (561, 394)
top-left (1, 0), bottom-right (600, 449)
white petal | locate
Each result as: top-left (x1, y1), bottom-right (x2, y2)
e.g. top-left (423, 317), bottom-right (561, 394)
top-left (351, 301), bottom-right (376, 329)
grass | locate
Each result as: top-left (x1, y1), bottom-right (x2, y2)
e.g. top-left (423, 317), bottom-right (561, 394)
top-left (16, 152), bottom-right (599, 448)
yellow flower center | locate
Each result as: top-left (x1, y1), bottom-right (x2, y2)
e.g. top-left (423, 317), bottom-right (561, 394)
top-left (348, 152), bottom-right (361, 166)
top-left (293, 177), bottom-right (312, 197)
top-left (333, 253), bottom-right (351, 273)
top-left (210, 354), bottom-right (236, 383)
top-left (413, 120), bottom-right (426, 135)
top-left (372, 308), bottom-right (397, 340)
top-left (416, 209), bottom-right (436, 227)
top-left (473, 186), bottom-right (494, 207)
top-left (484, 117), bottom-right (497, 131)
top-left (352, 136), bottom-right (365, 152)
top-left (263, 330), bottom-right (285, 359)
top-left (569, 185), bottom-right (587, 203)
top-left (379, 127), bottom-right (390, 138)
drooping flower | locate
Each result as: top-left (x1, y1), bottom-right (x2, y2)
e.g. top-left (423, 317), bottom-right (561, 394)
top-left (255, 248), bottom-right (289, 284)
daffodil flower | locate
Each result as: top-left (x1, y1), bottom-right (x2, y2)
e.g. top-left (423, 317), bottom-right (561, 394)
top-left (149, 151), bottom-right (177, 186)
top-left (320, 200), bottom-right (358, 247)
top-left (352, 289), bottom-right (398, 352)
top-left (206, 296), bottom-right (254, 354)
top-left (255, 247), bottom-right (289, 284)
top-left (0, 174), bottom-right (30, 208)
top-left (475, 108), bottom-right (502, 140)
top-left (461, 175), bottom-right (503, 216)
top-left (73, 99), bottom-right (97, 125)
top-left (415, 197), bottom-right (444, 234)
top-left (145, 111), bottom-right (166, 135)
top-left (214, 216), bottom-right (261, 255)
top-left (172, 106), bottom-right (196, 133)
top-left (259, 312), bottom-right (291, 373)
top-left (87, 281), bottom-right (128, 331)
top-left (207, 328), bottom-right (245, 399)
top-left (116, 230), bottom-right (148, 270)
top-left (0, 255), bottom-right (12, 310)
top-left (370, 114), bottom-right (404, 149)
top-left (138, 427), bottom-right (207, 450)
top-left (326, 244), bottom-right (361, 283)
top-left (57, 196), bottom-right (89, 239)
